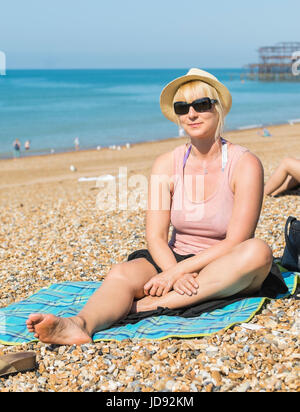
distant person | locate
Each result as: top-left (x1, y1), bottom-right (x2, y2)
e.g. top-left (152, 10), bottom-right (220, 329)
top-left (264, 157), bottom-right (300, 197)
top-left (261, 128), bottom-right (271, 137)
top-left (24, 140), bottom-right (30, 151)
top-left (74, 137), bottom-right (80, 151)
top-left (12, 139), bottom-right (21, 158)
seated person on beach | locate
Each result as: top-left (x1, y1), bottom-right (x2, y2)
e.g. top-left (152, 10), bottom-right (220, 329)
top-left (261, 128), bottom-right (271, 137)
top-left (264, 157), bottom-right (300, 197)
top-left (26, 68), bottom-right (275, 345)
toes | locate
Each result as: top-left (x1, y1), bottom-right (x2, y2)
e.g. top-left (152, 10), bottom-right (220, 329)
top-left (26, 314), bottom-right (45, 334)
top-left (28, 313), bottom-right (44, 324)
top-left (26, 320), bottom-right (34, 332)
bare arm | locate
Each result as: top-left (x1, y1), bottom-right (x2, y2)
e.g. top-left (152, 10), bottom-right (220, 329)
top-left (146, 151), bottom-right (177, 272)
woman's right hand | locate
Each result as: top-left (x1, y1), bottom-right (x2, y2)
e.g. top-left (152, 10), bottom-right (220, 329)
top-left (143, 269), bottom-right (179, 297)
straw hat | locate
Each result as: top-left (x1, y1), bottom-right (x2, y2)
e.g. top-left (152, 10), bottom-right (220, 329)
top-left (160, 68), bottom-right (232, 123)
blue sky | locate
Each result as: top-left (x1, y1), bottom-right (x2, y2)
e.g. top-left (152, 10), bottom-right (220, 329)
top-left (1, 0), bottom-right (300, 69)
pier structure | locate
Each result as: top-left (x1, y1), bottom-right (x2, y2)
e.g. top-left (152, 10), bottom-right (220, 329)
top-left (244, 42), bottom-right (300, 81)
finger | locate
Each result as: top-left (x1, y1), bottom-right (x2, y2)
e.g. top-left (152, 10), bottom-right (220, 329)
top-left (187, 277), bottom-right (199, 291)
top-left (150, 285), bottom-right (158, 296)
top-left (144, 283), bottom-right (151, 295)
top-left (192, 272), bottom-right (199, 278)
top-left (184, 280), bottom-right (199, 295)
top-left (156, 286), bottom-right (164, 297)
top-left (177, 283), bottom-right (192, 296)
top-left (144, 283), bottom-right (156, 296)
top-left (179, 279), bottom-right (195, 295)
top-left (162, 283), bottom-right (172, 296)
top-left (186, 279), bottom-right (199, 294)
top-left (185, 274), bottom-right (199, 290)
top-left (185, 278), bottom-right (198, 294)
top-left (174, 285), bottom-right (184, 295)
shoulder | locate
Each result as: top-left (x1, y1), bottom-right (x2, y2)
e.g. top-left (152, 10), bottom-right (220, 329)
top-left (227, 139), bottom-right (262, 169)
top-left (235, 149), bottom-right (263, 173)
top-left (230, 145), bottom-right (264, 192)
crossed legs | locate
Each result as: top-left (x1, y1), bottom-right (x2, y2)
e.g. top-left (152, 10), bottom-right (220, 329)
top-left (26, 238), bottom-right (273, 345)
top-left (134, 239), bottom-right (272, 313)
top-left (264, 157), bottom-right (300, 197)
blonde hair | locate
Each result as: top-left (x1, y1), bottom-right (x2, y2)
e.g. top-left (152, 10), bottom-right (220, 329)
top-left (173, 80), bottom-right (225, 140)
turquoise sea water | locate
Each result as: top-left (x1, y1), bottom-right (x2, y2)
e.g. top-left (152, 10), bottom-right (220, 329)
top-left (0, 68), bottom-right (300, 158)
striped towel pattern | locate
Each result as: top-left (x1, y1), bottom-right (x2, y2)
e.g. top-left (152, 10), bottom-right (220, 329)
top-left (0, 270), bottom-right (298, 345)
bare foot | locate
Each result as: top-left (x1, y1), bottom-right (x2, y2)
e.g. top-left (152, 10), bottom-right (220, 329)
top-left (26, 314), bottom-right (92, 345)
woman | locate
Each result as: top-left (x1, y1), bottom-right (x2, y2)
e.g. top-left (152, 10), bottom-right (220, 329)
top-left (264, 157), bottom-right (300, 197)
top-left (27, 68), bottom-right (275, 345)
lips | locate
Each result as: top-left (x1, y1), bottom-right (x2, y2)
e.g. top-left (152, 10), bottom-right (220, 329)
top-left (189, 123), bottom-right (203, 127)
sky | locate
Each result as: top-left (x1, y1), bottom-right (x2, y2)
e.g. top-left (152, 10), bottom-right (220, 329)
top-left (1, 0), bottom-right (300, 69)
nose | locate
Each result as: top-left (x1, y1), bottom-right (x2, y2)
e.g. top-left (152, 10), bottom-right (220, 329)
top-left (187, 105), bottom-right (198, 118)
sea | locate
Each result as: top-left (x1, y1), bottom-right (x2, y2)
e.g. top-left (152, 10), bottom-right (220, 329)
top-left (0, 68), bottom-right (300, 158)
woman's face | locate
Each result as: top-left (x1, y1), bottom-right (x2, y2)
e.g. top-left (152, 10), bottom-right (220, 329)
top-left (177, 95), bottom-right (219, 140)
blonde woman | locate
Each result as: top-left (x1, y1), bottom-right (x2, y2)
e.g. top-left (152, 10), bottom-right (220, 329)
top-left (27, 69), bottom-right (283, 345)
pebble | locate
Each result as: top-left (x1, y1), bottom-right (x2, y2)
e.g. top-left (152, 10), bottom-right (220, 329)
top-left (236, 382), bottom-right (251, 392)
top-left (0, 152), bottom-right (299, 393)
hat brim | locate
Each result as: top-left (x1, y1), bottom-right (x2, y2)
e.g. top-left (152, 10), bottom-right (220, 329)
top-left (160, 74), bottom-right (232, 123)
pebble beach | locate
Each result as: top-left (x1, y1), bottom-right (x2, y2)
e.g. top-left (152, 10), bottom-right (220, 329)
top-left (0, 123), bottom-right (299, 392)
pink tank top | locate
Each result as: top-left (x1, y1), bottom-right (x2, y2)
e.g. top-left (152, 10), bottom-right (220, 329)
top-left (169, 138), bottom-right (249, 255)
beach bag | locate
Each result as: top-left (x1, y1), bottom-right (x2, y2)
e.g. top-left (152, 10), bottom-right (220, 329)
top-left (281, 216), bottom-right (300, 272)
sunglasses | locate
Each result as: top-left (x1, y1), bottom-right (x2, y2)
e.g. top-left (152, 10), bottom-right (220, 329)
top-left (173, 97), bottom-right (218, 115)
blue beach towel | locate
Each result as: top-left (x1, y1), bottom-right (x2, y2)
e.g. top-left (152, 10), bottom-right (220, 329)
top-left (0, 269), bottom-right (298, 345)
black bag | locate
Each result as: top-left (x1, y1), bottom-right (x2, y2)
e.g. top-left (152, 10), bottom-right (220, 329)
top-left (281, 216), bottom-right (300, 272)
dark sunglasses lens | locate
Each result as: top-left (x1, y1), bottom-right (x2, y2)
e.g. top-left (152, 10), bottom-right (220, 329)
top-left (174, 98), bottom-right (215, 115)
top-left (193, 99), bottom-right (212, 112)
top-left (174, 102), bottom-right (189, 115)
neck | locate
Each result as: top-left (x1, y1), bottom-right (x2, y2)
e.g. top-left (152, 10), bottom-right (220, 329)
top-left (189, 135), bottom-right (222, 161)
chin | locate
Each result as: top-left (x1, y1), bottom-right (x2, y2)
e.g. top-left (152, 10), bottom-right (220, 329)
top-left (188, 128), bottom-right (209, 138)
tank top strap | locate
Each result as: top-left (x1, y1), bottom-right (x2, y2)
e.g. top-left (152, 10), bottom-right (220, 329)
top-left (183, 145), bottom-right (192, 169)
top-left (220, 137), bottom-right (228, 172)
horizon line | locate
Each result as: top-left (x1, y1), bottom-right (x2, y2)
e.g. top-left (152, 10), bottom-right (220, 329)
top-left (4, 66), bottom-right (244, 71)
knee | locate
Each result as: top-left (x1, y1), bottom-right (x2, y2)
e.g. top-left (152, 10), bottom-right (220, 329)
top-left (234, 239), bottom-right (273, 269)
top-left (106, 263), bottom-right (127, 281)
top-left (281, 157), bottom-right (294, 170)
top-left (106, 263), bottom-right (137, 292)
